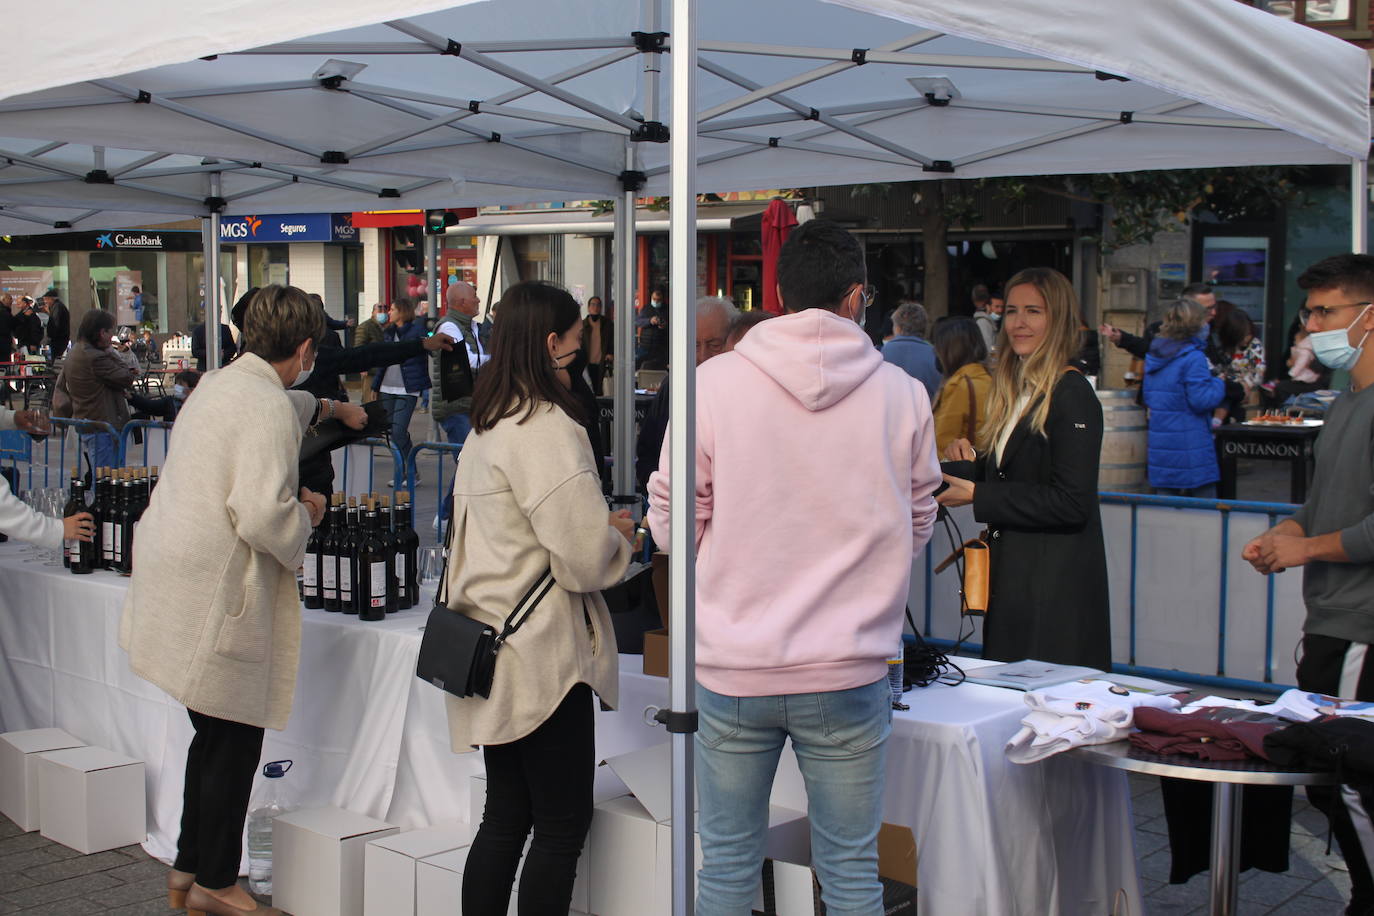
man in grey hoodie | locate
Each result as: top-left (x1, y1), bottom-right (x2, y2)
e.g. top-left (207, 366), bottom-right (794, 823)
top-left (1243, 253), bottom-right (1374, 915)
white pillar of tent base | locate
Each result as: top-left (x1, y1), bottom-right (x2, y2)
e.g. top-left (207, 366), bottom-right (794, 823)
top-left (1353, 157), bottom-right (1369, 255)
top-left (201, 172), bottom-right (223, 372)
top-left (427, 233), bottom-right (444, 327)
top-left (666, 0), bottom-right (698, 914)
top-left (611, 146), bottom-right (639, 509)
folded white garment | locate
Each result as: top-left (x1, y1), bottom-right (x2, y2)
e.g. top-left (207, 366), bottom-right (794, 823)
top-left (1006, 679), bottom-right (1181, 764)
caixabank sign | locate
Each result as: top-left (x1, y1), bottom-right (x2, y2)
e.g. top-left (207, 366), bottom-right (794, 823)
top-left (0, 230), bottom-right (200, 252)
top-left (220, 213), bottom-right (357, 244)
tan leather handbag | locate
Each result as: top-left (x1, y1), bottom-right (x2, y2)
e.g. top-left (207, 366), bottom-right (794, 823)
top-left (935, 531), bottom-right (990, 617)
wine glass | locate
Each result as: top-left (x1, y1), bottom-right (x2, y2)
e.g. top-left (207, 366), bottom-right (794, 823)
top-left (42, 491), bottom-right (62, 567)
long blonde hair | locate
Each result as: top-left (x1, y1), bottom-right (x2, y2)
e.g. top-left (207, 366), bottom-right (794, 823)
top-left (982, 267), bottom-right (1082, 444)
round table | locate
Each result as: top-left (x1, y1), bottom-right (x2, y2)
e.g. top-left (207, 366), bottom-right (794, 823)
top-left (1070, 741), bottom-right (1339, 916)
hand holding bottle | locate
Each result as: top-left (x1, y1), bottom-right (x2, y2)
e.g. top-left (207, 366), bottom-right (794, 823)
top-left (63, 511), bottom-right (94, 542)
top-left (300, 488), bottom-right (326, 526)
top-left (609, 509), bottom-right (635, 543)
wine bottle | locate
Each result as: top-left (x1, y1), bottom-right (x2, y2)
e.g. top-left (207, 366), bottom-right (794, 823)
top-left (397, 493), bottom-right (420, 610)
top-left (116, 470), bottom-right (135, 574)
top-left (358, 500), bottom-right (387, 622)
top-left (64, 469), bottom-right (89, 573)
top-left (321, 494), bottom-right (343, 612)
top-left (302, 498), bottom-right (326, 610)
top-left (340, 497), bottom-right (359, 614)
top-left (379, 495), bottom-right (399, 614)
top-left (98, 468), bottom-right (116, 570)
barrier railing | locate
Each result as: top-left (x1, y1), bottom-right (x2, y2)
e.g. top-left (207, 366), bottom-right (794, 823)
top-left (41, 419), bottom-right (122, 485)
top-left (914, 491), bottom-right (1304, 694)
top-left (407, 442), bottom-right (463, 546)
top-left (334, 437), bottom-right (407, 497)
top-left (119, 420), bottom-right (174, 469)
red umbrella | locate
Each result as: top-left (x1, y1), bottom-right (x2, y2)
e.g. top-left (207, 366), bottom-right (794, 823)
top-left (760, 199), bottom-right (797, 315)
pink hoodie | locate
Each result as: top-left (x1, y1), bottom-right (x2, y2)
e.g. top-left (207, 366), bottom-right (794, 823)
top-left (647, 309), bottom-right (940, 697)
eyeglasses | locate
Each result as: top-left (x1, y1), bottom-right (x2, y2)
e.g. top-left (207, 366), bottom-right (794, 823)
top-left (1298, 301), bottom-right (1371, 323)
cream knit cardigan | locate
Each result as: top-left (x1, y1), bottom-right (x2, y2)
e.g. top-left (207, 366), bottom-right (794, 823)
top-left (120, 353), bottom-right (315, 730)
top-left (443, 402), bottom-right (630, 750)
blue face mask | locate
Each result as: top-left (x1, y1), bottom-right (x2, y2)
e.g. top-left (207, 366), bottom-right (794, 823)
top-left (1311, 304), bottom-right (1372, 371)
top-left (376, 312), bottom-right (389, 325)
top-left (173, 384), bottom-right (188, 400)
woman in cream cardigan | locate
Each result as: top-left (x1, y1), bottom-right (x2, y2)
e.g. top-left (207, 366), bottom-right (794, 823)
top-left (121, 285), bottom-right (356, 916)
top-left (444, 280), bottom-right (633, 916)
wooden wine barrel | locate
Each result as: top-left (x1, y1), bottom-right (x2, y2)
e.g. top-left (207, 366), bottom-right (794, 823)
top-left (1097, 389), bottom-right (1147, 491)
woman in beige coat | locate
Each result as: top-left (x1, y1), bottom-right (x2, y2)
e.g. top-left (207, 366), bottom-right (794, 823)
top-left (444, 281), bottom-right (633, 916)
top-left (120, 285), bottom-right (356, 916)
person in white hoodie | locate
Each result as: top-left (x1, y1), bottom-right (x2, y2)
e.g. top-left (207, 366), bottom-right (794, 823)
top-left (648, 220), bottom-right (940, 916)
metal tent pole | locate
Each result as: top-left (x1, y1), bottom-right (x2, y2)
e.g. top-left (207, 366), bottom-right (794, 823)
top-left (667, 0), bottom-right (698, 913)
top-left (427, 232), bottom-right (443, 323)
top-left (612, 145), bottom-right (639, 500)
top-left (1353, 157), bottom-right (1368, 254)
top-left (201, 172), bottom-right (223, 371)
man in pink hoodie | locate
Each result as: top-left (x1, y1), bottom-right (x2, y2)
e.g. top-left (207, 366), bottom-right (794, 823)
top-left (648, 220), bottom-right (940, 915)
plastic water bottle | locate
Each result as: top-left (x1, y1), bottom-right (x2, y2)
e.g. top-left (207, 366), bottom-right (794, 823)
top-left (246, 760), bottom-right (294, 896)
top-left (887, 642), bottom-right (906, 708)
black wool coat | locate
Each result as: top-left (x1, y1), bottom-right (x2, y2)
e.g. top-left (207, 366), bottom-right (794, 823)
top-left (970, 370), bottom-right (1111, 669)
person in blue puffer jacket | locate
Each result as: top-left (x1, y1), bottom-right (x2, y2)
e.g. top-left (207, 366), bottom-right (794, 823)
top-left (372, 297), bottom-right (431, 483)
top-left (1143, 298), bottom-right (1226, 496)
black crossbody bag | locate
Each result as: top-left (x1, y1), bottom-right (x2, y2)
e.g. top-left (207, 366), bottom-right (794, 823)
top-left (416, 522), bottom-right (555, 699)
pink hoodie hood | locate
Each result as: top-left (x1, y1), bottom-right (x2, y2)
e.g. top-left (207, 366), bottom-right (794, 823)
top-left (732, 309), bottom-right (883, 411)
top-left (646, 307), bottom-right (941, 697)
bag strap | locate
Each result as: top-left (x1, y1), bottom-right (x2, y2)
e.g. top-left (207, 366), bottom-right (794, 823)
top-left (495, 569), bottom-right (555, 647)
top-left (963, 375), bottom-right (978, 444)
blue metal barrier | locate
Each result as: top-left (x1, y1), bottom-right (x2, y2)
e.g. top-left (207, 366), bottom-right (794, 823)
top-left (337, 437), bottom-right (407, 496)
top-left (918, 491), bottom-right (1302, 694)
top-left (46, 419), bottom-right (122, 485)
top-left (406, 442), bottom-right (462, 545)
top-left (119, 420), bottom-right (174, 468)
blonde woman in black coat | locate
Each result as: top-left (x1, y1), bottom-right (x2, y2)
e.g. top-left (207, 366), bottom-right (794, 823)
top-left (936, 267), bottom-right (1110, 669)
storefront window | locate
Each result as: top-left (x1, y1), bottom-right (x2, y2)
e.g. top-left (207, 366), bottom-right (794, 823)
top-left (89, 250), bottom-right (163, 331)
top-left (0, 250), bottom-right (69, 302)
top-left (247, 245), bottom-right (290, 289)
top-left (185, 251), bottom-right (239, 330)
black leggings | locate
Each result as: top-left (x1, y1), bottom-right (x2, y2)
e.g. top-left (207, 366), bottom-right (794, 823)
top-left (462, 684), bottom-right (595, 916)
top-left (172, 709), bottom-right (265, 890)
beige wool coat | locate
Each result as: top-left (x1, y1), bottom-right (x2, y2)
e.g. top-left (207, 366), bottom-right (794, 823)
top-left (443, 402), bottom-right (631, 750)
top-left (120, 353), bottom-right (316, 730)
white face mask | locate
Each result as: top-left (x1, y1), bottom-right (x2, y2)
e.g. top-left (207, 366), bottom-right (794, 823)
top-left (292, 350), bottom-right (314, 387)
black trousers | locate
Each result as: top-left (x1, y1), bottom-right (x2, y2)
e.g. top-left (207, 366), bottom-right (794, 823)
top-left (1298, 633), bottom-right (1374, 915)
top-left (172, 709), bottom-right (265, 890)
top-left (463, 684), bottom-right (594, 916)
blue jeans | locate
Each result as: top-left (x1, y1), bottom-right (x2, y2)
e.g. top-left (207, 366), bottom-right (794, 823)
top-left (437, 412), bottom-right (471, 524)
top-left (695, 679), bottom-right (892, 916)
top-left (383, 394), bottom-right (417, 485)
top-left (81, 431), bottom-right (119, 476)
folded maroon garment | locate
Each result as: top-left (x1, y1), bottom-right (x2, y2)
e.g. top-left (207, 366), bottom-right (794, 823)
top-left (1129, 706), bottom-right (1288, 761)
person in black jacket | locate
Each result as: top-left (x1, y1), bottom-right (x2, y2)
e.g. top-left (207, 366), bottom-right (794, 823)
top-left (937, 266), bottom-right (1110, 669)
top-left (39, 289), bottom-right (69, 362)
top-left (13, 297), bottom-right (43, 355)
top-left (190, 318), bottom-right (238, 370)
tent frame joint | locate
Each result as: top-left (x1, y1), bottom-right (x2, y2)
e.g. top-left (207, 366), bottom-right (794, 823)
top-left (924, 93), bottom-right (950, 107)
top-left (923, 159), bottom-right (955, 173)
top-left (319, 75), bottom-right (348, 91)
top-left (320, 150), bottom-right (350, 164)
top-left (652, 708), bottom-right (698, 734)
top-left (633, 31), bottom-right (668, 53)
top-left (1096, 70), bottom-right (1129, 82)
top-left (851, 48), bottom-right (868, 65)
top-left (443, 39), bottom-right (462, 57)
top-left (379, 187), bottom-right (401, 198)
top-left (619, 169), bottom-right (646, 191)
top-left (468, 99), bottom-right (481, 113)
top-left (203, 195), bottom-right (227, 213)
top-left (632, 121), bottom-right (670, 142)
top-left (1119, 110), bottom-right (1133, 124)
top-left (53, 221), bottom-right (71, 229)
top-left (135, 90), bottom-right (152, 104)
top-left (83, 169), bottom-right (113, 185)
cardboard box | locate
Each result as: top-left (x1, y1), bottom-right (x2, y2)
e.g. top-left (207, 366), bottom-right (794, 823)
top-left (37, 746), bottom-right (144, 854)
top-left (469, 768), bottom-right (624, 914)
top-left (759, 822), bottom-right (917, 916)
top-left (0, 728), bottom-right (85, 831)
top-left (363, 822), bottom-right (469, 916)
top-left (415, 845), bottom-right (518, 916)
top-left (273, 806), bottom-right (398, 916)
top-left (587, 743), bottom-right (807, 916)
top-left (644, 552), bottom-right (670, 677)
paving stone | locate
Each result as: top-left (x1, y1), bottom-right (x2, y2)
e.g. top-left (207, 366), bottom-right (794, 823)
top-left (1267, 894), bottom-right (1350, 915)
top-left (1236, 869), bottom-right (1312, 908)
top-left (1143, 873), bottom-right (1211, 912)
top-left (0, 874), bottom-right (35, 896)
top-left (86, 874), bottom-right (175, 908)
top-left (0, 837), bottom-right (50, 859)
top-left (22, 849), bottom-right (136, 883)
top-left (1304, 868), bottom-right (1353, 902)
top-left (0, 820), bottom-right (25, 841)
top-left (1137, 848), bottom-right (1174, 884)
top-left (0, 850), bottom-right (67, 877)
top-left (0, 872), bottom-right (121, 908)
top-left (1132, 789), bottom-right (1166, 820)
top-left (113, 844), bottom-right (149, 860)
top-left (1137, 814), bottom-right (1171, 836)
top-left (101, 899), bottom-right (182, 916)
top-left (102, 857), bottom-right (172, 885)
top-left (1133, 826), bottom-right (1170, 858)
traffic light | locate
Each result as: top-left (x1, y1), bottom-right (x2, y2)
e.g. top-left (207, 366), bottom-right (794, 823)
top-left (424, 209), bottom-right (459, 235)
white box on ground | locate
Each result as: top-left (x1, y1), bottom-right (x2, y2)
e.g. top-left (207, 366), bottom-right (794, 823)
top-left (273, 806), bottom-right (398, 916)
top-left (36, 745), bottom-right (144, 854)
top-left (588, 743), bottom-right (807, 916)
top-left (416, 845), bottom-right (519, 916)
top-left (0, 728), bottom-right (85, 831)
top-left (364, 822), bottom-right (469, 916)
top-left (470, 767), bottom-right (625, 914)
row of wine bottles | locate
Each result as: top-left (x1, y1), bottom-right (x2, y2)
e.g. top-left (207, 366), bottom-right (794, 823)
top-left (64, 466), bottom-right (159, 575)
top-left (302, 492), bottom-right (420, 620)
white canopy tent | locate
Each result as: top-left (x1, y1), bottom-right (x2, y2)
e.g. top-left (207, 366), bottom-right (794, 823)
top-left (0, 2), bottom-right (1368, 912)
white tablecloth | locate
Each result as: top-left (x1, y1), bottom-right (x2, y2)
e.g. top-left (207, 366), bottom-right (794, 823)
top-left (0, 546), bottom-right (1139, 915)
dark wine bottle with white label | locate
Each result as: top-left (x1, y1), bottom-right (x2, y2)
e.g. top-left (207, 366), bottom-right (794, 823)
top-left (358, 500), bottom-right (387, 622)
